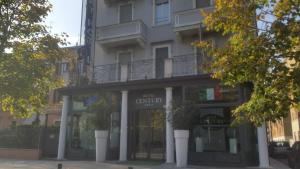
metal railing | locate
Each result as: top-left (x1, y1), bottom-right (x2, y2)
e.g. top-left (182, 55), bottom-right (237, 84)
top-left (93, 53), bottom-right (207, 84)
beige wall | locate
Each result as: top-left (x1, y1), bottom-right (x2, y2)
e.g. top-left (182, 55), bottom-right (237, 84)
top-left (268, 112), bottom-right (293, 142)
top-left (291, 107), bottom-right (300, 142)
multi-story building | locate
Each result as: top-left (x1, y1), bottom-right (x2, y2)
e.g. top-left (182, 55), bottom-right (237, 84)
top-left (267, 113), bottom-right (293, 144)
top-left (290, 108), bottom-right (300, 143)
top-left (56, 0), bottom-right (270, 167)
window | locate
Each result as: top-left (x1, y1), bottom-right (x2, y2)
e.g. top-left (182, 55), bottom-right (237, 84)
top-left (185, 85), bottom-right (239, 103)
top-left (77, 61), bottom-right (84, 75)
top-left (119, 3), bottom-right (133, 23)
top-left (195, 0), bottom-right (212, 8)
top-left (154, 0), bottom-right (170, 25)
top-left (189, 107), bottom-right (240, 154)
top-left (60, 62), bottom-right (69, 74)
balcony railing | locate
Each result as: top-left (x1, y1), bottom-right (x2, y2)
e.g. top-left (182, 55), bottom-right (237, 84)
top-left (96, 20), bottom-right (147, 48)
top-left (174, 7), bottom-right (214, 35)
top-left (93, 54), bottom-right (207, 84)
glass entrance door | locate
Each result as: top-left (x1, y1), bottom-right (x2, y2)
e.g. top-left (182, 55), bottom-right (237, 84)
top-left (132, 109), bottom-right (165, 160)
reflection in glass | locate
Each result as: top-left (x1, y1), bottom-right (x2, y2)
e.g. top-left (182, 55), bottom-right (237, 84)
top-left (71, 112), bottom-right (96, 150)
top-left (134, 109), bottom-right (165, 160)
top-left (190, 107), bottom-right (240, 154)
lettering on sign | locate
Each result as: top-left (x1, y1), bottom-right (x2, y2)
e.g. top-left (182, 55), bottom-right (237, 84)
top-left (135, 94), bottom-right (162, 107)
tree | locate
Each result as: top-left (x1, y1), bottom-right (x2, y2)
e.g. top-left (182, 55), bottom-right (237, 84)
top-left (0, 0), bottom-right (74, 118)
top-left (196, 0), bottom-right (300, 125)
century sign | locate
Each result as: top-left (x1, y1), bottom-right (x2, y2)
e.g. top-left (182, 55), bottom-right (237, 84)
top-left (135, 94), bottom-right (163, 107)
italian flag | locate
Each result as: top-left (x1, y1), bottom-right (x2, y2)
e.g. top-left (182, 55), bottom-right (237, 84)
top-left (199, 86), bottom-right (222, 101)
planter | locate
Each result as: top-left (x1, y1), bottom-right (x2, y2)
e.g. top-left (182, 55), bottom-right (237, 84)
top-left (95, 130), bottom-right (108, 162)
top-left (174, 130), bottom-right (189, 168)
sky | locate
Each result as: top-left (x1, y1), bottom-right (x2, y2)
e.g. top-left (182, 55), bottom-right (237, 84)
top-left (45, 0), bottom-right (83, 46)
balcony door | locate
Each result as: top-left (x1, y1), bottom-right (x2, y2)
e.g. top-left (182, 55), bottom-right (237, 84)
top-left (119, 3), bottom-right (133, 23)
top-left (153, 45), bottom-right (170, 79)
top-left (117, 51), bottom-right (132, 81)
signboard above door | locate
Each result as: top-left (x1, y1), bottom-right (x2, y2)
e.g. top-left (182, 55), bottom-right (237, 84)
top-left (130, 90), bottom-right (165, 109)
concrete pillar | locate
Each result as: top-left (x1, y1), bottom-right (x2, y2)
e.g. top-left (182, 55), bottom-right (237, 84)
top-left (119, 91), bottom-right (128, 161)
top-left (257, 123), bottom-right (270, 168)
top-left (166, 87), bottom-right (175, 163)
top-left (57, 96), bottom-right (69, 160)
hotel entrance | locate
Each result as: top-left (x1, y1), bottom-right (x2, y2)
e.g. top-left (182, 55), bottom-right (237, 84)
top-left (130, 108), bottom-right (165, 161)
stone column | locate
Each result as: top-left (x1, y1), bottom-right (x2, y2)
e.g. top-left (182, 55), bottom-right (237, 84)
top-left (119, 91), bottom-right (128, 161)
top-left (166, 87), bottom-right (175, 163)
top-left (57, 96), bottom-right (70, 160)
top-left (257, 123), bottom-right (270, 168)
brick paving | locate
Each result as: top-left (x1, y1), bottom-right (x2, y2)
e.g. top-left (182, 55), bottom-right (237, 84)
top-left (0, 158), bottom-right (290, 169)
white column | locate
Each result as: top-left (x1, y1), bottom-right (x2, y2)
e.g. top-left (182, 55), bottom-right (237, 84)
top-left (257, 123), bottom-right (270, 168)
top-left (119, 91), bottom-right (128, 161)
top-left (166, 87), bottom-right (175, 163)
top-left (57, 96), bottom-right (69, 160)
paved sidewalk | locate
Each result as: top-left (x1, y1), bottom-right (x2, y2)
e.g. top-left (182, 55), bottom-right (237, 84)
top-left (0, 158), bottom-right (290, 169)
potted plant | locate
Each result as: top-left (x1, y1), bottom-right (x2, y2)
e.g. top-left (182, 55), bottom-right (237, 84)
top-left (88, 95), bottom-right (111, 162)
top-left (170, 102), bottom-right (196, 168)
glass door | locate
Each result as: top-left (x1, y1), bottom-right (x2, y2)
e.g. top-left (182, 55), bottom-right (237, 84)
top-left (68, 112), bottom-right (96, 160)
top-left (133, 109), bottom-right (165, 160)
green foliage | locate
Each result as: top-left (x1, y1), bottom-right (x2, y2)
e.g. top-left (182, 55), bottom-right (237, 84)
top-left (196, 0), bottom-right (300, 125)
top-left (0, 0), bottom-right (74, 118)
top-left (170, 102), bottom-right (198, 130)
top-left (87, 94), bottom-right (111, 130)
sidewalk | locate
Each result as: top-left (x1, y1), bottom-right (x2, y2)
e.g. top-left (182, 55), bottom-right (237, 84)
top-left (0, 158), bottom-right (290, 169)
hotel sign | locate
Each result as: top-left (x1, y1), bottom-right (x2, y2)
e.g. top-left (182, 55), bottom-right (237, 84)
top-left (134, 94), bottom-right (163, 108)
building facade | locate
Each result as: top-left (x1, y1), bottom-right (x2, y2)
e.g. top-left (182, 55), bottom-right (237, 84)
top-left (290, 108), bottom-right (300, 143)
top-left (56, 0), bottom-right (270, 167)
top-left (267, 113), bottom-right (294, 145)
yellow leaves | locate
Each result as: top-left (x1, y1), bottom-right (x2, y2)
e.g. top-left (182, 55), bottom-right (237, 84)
top-left (31, 52), bottom-right (47, 60)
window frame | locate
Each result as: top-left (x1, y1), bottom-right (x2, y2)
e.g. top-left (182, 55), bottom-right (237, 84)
top-left (152, 0), bottom-right (171, 26)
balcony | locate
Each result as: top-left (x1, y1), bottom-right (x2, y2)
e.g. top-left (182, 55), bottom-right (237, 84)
top-left (174, 7), bottom-right (214, 37)
top-left (96, 20), bottom-right (147, 48)
top-left (104, 0), bottom-right (133, 5)
top-left (93, 54), bottom-right (206, 84)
